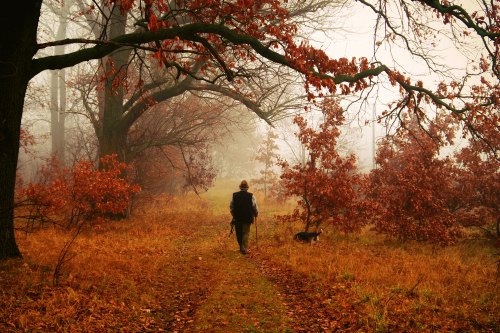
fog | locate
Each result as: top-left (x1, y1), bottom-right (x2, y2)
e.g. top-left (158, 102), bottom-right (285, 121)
top-left (18, 0), bottom-right (483, 188)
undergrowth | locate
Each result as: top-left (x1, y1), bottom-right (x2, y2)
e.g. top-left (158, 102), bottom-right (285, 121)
top-left (0, 186), bottom-right (497, 332)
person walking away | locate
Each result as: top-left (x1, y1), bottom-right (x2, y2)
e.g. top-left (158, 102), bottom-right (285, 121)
top-left (230, 180), bottom-right (258, 254)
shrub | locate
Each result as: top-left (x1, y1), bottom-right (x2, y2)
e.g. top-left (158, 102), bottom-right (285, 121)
top-left (17, 154), bottom-right (141, 229)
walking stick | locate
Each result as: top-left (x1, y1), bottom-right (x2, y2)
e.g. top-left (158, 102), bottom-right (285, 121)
top-left (254, 216), bottom-right (258, 250)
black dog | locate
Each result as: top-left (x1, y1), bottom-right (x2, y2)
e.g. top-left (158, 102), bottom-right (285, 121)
top-left (293, 229), bottom-right (323, 243)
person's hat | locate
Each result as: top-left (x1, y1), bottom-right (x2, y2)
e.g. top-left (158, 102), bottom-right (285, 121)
top-left (239, 180), bottom-right (249, 189)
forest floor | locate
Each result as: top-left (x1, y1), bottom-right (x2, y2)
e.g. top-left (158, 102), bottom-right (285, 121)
top-left (0, 193), bottom-right (498, 332)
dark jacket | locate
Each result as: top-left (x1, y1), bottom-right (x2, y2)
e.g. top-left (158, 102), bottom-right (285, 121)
top-left (231, 190), bottom-right (258, 223)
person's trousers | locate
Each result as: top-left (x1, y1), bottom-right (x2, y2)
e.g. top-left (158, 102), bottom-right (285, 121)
top-left (235, 221), bottom-right (251, 251)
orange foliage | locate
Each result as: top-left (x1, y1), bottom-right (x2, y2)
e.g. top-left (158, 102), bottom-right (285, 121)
top-left (96, 0), bottom-right (498, 152)
top-left (278, 99), bottom-right (368, 233)
top-left (367, 114), bottom-right (464, 244)
top-left (2, 195), bottom-right (496, 332)
top-left (17, 154), bottom-right (140, 228)
top-left (454, 140), bottom-right (499, 240)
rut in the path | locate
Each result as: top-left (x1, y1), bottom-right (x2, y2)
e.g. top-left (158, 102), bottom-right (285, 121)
top-left (141, 217), bottom-right (224, 333)
top-left (253, 254), bottom-right (365, 333)
top-left (146, 212), bottom-right (364, 332)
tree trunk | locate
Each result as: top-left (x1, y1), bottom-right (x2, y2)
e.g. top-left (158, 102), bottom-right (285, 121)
top-left (98, 125), bottom-right (129, 164)
top-left (50, 4), bottom-right (69, 163)
top-left (0, 1), bottom-right (41, 259)
top-left (50, 69), bottom-right (66, 162)
top-left (98, 3), bottom-right (130, 165)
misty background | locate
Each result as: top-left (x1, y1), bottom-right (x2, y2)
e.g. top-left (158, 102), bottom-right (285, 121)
top-left (18, 0), bottom-right (478, 193)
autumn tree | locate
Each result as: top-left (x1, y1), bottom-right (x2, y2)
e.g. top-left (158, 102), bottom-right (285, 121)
top-left (253, 129), bottom-right (280, 199)
top-left (51, 0), bottom-right (322, 167)
top-left (125, 93), bottom-right (230, 193)
top-left (0, 0), bottom-right (498, 260)
top-left (17, 154), bottom-right (140, 230)
top-left (279, 98), bottom-right (367, 232)
top-left (367, 113), bottom-right (464, 244)
top-left (454, 140), bottom-right (499, 241)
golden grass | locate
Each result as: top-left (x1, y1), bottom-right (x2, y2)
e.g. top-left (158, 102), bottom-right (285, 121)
top-left (191, 249), bottom-right (289, 332)
top-left (211, 181), bottom-right (498, 330)
top-left (254, 198), bottom-right (499, 332)
top-left (1, 186), bottom-right (498, 332)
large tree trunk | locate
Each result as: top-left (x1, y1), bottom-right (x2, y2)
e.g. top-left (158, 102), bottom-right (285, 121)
top-left (0, 1), bottom-right (41, 259)
top-left (98, 124), bottom-right (129, 164)
top-left (98, 3), bottom-right (130, 164)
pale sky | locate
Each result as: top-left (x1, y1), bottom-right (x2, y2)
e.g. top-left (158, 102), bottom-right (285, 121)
top-left (267, 1), bottom-right (476, 171)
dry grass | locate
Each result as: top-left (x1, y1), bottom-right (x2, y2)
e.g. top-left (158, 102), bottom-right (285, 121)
top-left (0, 186), bottom-right (498, 332)
top-left (255, 199), bottom-right (499, 332)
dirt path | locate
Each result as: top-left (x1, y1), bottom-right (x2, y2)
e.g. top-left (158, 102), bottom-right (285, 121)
top-left (154, 218), bottom-right (290, 332)
top-left (152, 212), bottom-right (361, 333)
top-left (6, 207), bottom-right (306, 333)
top-left (3, 198), bottom-right (497, 332)
top-left (253, 254), bottom-right (364, 332)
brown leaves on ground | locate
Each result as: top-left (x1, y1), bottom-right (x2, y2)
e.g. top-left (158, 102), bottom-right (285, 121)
top-left (1, 194), bottom-right (498, 332)
top-left (255, 256), bottom-right (363, 332)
